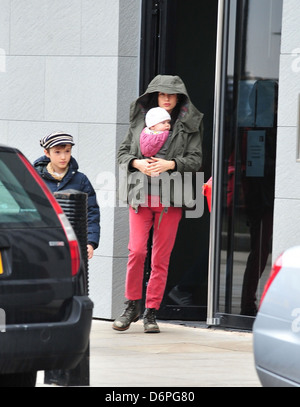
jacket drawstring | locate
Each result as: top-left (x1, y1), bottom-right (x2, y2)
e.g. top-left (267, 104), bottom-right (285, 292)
top-left (132, 205), bottom-right (167, 230)
top-left (158, 207), bottom-right (168, 229)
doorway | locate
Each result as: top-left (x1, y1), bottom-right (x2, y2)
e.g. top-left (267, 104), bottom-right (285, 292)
top-left (140, 0), bottom-right (218, 321)
top-left (139, 0), bottom-right (283, 329)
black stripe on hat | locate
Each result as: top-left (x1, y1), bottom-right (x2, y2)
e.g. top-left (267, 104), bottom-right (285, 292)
top-left (40, 132), bottom-right (75, 149)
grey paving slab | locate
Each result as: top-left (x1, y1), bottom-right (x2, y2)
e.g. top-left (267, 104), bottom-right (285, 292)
top-left (37, 319), bottom-right (261, 387)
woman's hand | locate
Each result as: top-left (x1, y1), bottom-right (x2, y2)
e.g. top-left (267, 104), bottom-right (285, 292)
top-left (131, 158), bottom-right (154, 175)
top-left (146, 157), bottom-right (175, 176)
top-left (132, 157), bottom-right (175, 176)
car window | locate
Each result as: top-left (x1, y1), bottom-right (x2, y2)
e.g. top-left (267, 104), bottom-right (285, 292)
top-left (0, 151), bottom-right (60, 228)
top-left (0, 179), bottom-right (21, 214)
top-left (0, 163), bottom-right (41, 221)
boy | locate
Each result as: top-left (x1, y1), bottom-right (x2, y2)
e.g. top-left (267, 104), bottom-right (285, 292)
top-left (34, 131), bottom-right (100, 259)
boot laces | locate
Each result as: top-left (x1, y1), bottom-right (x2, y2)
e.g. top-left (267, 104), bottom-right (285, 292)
top-left (146, 308), bottom-right (156, 323)
top-left (121, 300), bottom-right (136, 317)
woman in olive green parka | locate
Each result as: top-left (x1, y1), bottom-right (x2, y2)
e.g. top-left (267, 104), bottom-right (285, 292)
top-left (113, 75), bottom-right (204, 334)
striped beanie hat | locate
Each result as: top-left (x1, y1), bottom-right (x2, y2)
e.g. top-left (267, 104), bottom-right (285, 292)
top-left (40, 132), bottom-right (75, 149)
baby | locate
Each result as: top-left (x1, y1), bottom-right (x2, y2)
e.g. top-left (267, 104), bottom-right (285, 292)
top-left (140, 107), bottom-right (171, 158)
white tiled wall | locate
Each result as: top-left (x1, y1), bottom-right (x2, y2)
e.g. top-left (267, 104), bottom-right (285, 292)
top-left (280, 0), bottom-right (300, 54)
top-left (0, 0), bottom-right (141, 319)
top-left (273, 0), bottom-right (300, 260)
top-left (44, 57), bottom-right (118, 123)
top-left (0, 0), bottom-right (10, 54)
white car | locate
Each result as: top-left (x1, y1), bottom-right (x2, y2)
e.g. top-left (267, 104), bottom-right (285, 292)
top-left (253, 246), bottom-right (300, 387)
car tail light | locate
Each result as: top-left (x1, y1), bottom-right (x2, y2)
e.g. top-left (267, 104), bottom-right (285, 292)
top-left (18, 153), bottom-right (81, 276)
top-left (259, 253), bottom-right (283, 308)
top-left (58, 214), bottom-right (81, 276)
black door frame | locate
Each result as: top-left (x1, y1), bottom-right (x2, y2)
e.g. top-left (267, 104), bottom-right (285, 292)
top-left (139, 0), bottom-right (177, 93)
top-left (139, 0), bottom-right (217, 324)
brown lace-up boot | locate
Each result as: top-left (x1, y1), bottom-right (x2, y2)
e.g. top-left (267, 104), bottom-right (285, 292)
top-left (143, 308), bottom-right (160, 333)
top-left (112, 300), bottom-right (141, 331)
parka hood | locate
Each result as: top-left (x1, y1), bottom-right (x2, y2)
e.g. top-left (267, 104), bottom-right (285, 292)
top-left (129, 75), bottom-right (203, 133)
top-left (143, 75), bottom-right (189, 98)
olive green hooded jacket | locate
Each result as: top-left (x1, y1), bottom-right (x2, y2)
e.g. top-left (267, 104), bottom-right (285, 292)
top-left (118, 75), bottom-right (204, 209)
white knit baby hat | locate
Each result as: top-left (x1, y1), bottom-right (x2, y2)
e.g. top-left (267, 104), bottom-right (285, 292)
top-left (145, 107), bottom-right (171, 128)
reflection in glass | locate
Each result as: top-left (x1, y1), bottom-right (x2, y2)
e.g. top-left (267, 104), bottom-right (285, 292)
top-left (240, 80), bottom-right (278, 316)
top-left (218, 0), bottom-right (282, 319)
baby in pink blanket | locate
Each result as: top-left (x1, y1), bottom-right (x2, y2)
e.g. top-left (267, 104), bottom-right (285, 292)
top-left (140, 107), bottom-right (171, 157)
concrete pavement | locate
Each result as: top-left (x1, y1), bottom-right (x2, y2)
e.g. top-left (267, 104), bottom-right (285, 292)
top-left (37, 318), bottom-right (261, 387)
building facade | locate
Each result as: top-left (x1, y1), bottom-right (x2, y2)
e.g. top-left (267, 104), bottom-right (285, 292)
top-left (0, 0), bottom-right (298, 330)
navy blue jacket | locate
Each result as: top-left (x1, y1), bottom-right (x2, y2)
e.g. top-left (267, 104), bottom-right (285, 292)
top-left (34, 155), bottom-right (100, 249)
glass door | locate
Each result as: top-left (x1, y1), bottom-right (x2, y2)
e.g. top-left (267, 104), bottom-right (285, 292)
top-left (208, 0), bottom-right (283, 329)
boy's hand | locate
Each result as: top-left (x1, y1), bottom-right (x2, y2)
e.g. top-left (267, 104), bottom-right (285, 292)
top-left (87, 244), bottom-right (94, 260)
